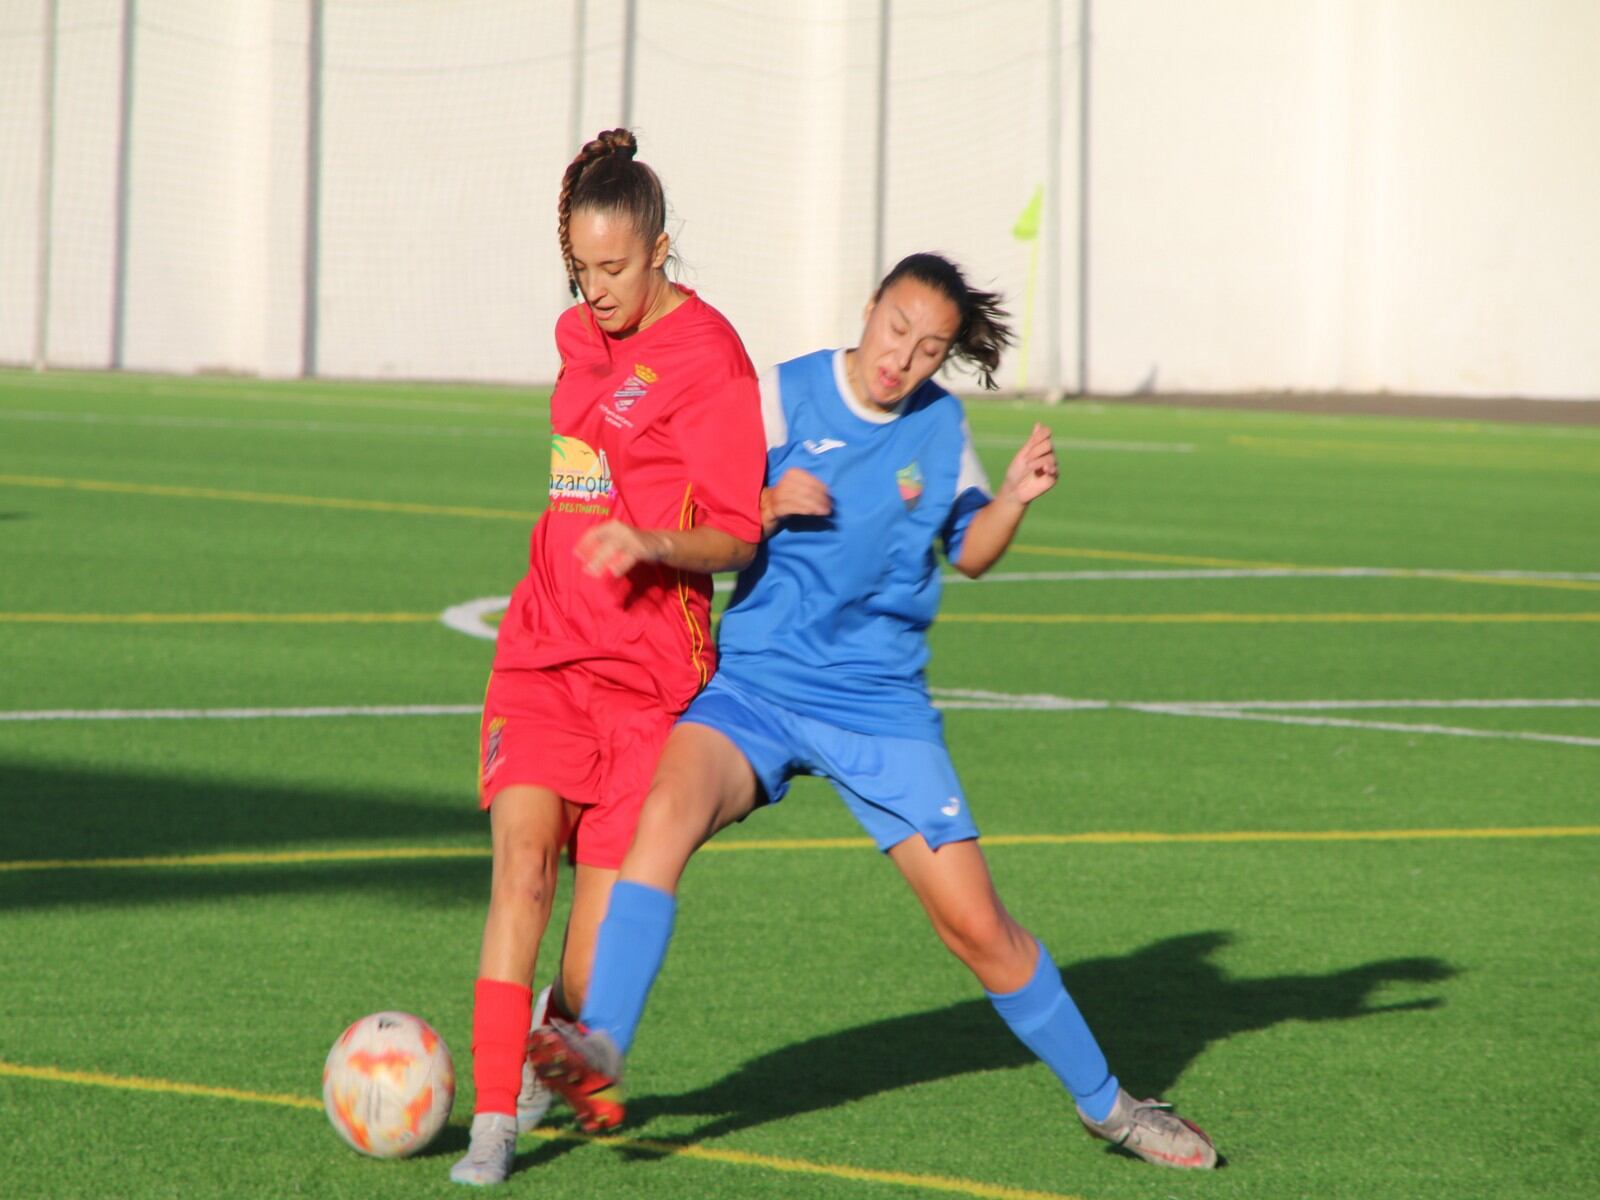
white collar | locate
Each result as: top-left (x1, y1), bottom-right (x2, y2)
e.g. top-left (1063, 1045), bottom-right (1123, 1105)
top-left (832, 349), bottom-right (902, 425)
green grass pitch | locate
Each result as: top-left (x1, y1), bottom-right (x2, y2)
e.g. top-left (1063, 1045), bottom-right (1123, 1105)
top-left (1, 368), bottom-right (1597, 1199)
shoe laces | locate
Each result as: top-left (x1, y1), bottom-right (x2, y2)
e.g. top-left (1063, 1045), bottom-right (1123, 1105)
top-left (1126, 1099), bottom-right (1188, 1138)
top-left (463, 1122), bottom-right (514, 1165)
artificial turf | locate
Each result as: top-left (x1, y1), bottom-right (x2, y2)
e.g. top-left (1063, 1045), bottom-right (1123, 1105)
top-left (1, 368), bottom-right (1596, 1199)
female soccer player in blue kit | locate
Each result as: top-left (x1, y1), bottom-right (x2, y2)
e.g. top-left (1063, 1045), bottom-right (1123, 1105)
top-left (529, 253), bottom-right (1219, 1171)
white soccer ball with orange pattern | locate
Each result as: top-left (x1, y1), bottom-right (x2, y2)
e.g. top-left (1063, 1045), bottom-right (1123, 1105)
top-left (322, 1011), bottom-right (455, 1157)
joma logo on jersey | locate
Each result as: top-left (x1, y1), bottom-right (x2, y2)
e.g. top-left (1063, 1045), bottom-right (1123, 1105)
top-left (613, 363), bottom-right (657, 411)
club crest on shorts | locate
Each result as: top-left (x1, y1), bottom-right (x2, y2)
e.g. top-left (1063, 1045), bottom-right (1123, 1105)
top-left (481, 717), bottom-right (506, 783)
top-left (612, 363), bottom-right (657, 411)
top-left (896, 461), bottom-right (924, 509)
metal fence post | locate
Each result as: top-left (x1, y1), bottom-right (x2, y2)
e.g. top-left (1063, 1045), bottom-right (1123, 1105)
top-left (302, 0), bottom-right (323, 377)
top-left (109, 0), bottom-right (136, 369)
top-left (33, 0), bottom-right (58, 371)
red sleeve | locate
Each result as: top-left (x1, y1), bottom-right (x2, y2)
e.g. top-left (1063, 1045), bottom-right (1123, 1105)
top-left (670, 363), bottom-right (765, 544)
top-left (554, 304), bottom-right (603, 368)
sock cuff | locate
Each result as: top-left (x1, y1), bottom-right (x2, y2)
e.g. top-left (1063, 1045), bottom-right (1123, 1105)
top-left (984, 940), bottom-right (1060, 1026)
top-left (606, 879), bottom-right (677, 925)
top-left (474, 976), bottom-right (533, 1006)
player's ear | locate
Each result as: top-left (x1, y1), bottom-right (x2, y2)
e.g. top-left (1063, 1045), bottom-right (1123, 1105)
top-left (861, 297), bottom-right (876, 326)
top-left (650, 231), bottom-right (670, 271)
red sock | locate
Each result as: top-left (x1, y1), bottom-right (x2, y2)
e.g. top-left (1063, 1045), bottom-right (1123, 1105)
top-left (472, 977), bottom-right (532, 1116)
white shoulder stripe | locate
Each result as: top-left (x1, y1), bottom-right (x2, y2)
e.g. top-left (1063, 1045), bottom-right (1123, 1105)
top-left (758, 367), bottom-right (787, 450)
top-left (956, 419), bottom-right (991, 497)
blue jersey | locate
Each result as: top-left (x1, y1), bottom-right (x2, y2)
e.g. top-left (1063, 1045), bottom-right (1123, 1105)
top-left (714, 349), bottom-right (991, 742)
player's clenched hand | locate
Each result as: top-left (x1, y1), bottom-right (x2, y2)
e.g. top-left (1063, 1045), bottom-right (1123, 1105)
top-left (761, 467), bottom-right (832, 533)
top-left (574, 520), bottom-right (666, 577)
top-left (998, 423), bottom-right (1059, 506)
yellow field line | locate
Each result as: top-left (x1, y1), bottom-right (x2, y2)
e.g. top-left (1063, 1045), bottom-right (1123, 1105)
top-left (0, 1060), bottom-right (322, 1111)
top-left (1006, 545), bottom-right (1600, 592)
top-left (0, 846), bottom-right (491, 872)
top-left (4, 826), bottom-right (1595, 874)
top-left (938, 612), bottom-right (1600, 625)
top-left (0, 473), bottom-right (535, 521)
top-left (0, 474), bottom-right (1585, 596)
top-left (0, 612), bottom-right (437, 625)
top-left (0, 1060), bottom-right (1080, 1200)
top-left (1388, 572), bottom-right (1600, 593)
top-left (1009, 544), bottom-right (1290, 568)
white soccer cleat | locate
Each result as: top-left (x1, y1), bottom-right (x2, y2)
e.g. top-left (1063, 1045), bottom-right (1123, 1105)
top-left (516, 985), bottom-right (555, 1132)
top-left (449, 1112), bottom-right (517, 1186)
top-left (1077, 1087), bottom-right (1219, 1169)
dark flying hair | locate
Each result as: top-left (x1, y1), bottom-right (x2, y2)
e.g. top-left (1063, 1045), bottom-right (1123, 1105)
top-left (875, 252), bottom-right (1014, 390)
top-left (557, 128), bottom-right (668, 298)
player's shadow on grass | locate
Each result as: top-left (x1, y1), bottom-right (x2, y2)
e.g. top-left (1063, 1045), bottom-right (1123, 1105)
top-left (623, 931), bottom-right (1455, 1143)
top-left (0, 760), bottom-right (486, 909)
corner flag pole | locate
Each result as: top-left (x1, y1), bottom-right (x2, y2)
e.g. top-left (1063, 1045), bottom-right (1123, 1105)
top-left (1012, 184), bottom-right (1044, 391)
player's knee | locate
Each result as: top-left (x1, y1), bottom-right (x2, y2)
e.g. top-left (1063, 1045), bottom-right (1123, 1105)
top-left (937, 905), bottom-right (1022, 970)
top-left (639, 777), bottom-right (717, 848)
top-left (493, 840), bottom-right (560, 912)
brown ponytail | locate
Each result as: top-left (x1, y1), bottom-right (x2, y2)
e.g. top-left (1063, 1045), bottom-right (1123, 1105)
top-left (557, 128), bottom-right (668, 297)
top-left (875, 253), bottom-right (1014, 390)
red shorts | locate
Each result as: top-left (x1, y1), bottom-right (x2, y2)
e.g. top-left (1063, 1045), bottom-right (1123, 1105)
top-left (478, 664), bottom-right (678, 870)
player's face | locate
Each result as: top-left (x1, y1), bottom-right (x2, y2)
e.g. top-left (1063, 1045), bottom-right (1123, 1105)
top-left (569, 208), bottom-right (671, 336)
top-left (850, 278), bottom-right (960, 409)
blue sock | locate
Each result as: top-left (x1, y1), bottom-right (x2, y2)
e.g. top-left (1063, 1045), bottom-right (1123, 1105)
top-left (579, 881), bottom-right (677, 1055)
top-left (986, 942), bottom-right (1120, 1121)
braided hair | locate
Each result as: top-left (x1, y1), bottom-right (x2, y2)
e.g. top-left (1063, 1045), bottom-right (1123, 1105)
top-left (557, 128), bottom-right (668, 297)
top-left (875, 253), bottom-right (1014, 390)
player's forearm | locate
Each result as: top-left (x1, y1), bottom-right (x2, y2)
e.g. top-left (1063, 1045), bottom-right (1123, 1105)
top-left (643, 525), bottom-right (758, 574)
top-left (951, 495), bottom-right (1028, 579)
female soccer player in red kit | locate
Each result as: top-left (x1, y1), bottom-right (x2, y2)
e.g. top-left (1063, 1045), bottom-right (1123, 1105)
top-left (451, 128), bottom-right (765, 1186)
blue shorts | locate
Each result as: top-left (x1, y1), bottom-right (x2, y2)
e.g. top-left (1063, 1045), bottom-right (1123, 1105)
top-left (680, 674), bottom-right (980, 852)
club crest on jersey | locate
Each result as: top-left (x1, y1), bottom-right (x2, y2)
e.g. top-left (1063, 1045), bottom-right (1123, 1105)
top-left (612, 363), bottom-right (657, 411)
top-left (896, 462), bottom-right (924, 508)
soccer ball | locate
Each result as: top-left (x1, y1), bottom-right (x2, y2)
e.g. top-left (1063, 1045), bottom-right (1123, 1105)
top-left (322, 1011), bottom-right (455, 1158)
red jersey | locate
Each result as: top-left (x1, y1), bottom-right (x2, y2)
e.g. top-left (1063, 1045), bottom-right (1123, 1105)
top-left (493, 291), bottom-right (765, 712)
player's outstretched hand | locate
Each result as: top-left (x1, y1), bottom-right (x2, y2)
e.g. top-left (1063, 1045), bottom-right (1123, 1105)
top-left (999, 423), bottom-right (1059, 506)
top-left (575, 520), bottom-right (664, 577)
top-left (761, 467), bottom-right (832, 534)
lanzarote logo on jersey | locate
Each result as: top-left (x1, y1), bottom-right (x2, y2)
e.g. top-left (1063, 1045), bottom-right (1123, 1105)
top-left (549, 435), bottom-right (614, 515)
top-left (613, 363), bottom-right (658, 411)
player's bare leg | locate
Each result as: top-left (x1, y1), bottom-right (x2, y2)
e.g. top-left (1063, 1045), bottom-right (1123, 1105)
top-left (453, 786), bottom-right (572, 1186)
top-left (621, 722), bottom-right (763, 893)
top-left (889, 835), bottom-right (1217, 1170)
top-left (516, 864), bottom-right (619, 1130)
top-left (529, 724), bottom-right (760, 1131)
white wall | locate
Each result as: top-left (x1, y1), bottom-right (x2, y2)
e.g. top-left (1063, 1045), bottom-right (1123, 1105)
top-left (1091, 0), bottom-right (1600, 398)
top-left (2, 0), bottom-right (1596, 399)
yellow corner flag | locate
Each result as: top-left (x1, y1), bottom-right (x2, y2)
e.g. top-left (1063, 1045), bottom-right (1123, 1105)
top-left (1012, 184), bottom-right (1044, 241)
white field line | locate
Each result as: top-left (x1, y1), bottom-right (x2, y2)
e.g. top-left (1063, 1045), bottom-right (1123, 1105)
top-left (949, 567), bottom-right (1600, 584)
top-left (0, 408), bottom-right (533, 440)
top-left (972, 435), bottom-right (1196, 453)
top-left (441, 595), bottom-right (511, 640)
top-left (1167, 698), bottom-right (1600, 711)
top-left (1124, 704), bottom-right (1600, 749)
top-left (6, 693), bottom-right (1596, 752)
top-left (0, 705), bottom-right (480, 723)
